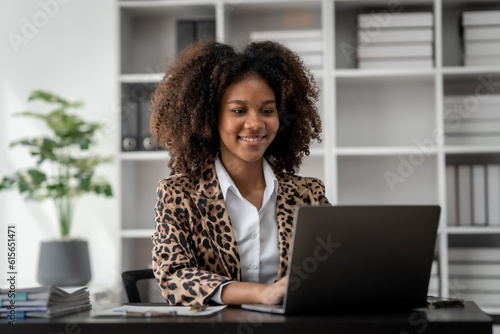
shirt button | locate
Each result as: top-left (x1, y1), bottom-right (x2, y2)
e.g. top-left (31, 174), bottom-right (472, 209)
top-left (251, 231), bottom-right (258, 239)
top-left (249, 263), bottom-right (258, 270)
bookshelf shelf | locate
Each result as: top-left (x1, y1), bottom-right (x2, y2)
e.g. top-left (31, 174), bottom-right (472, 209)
top-left (446, 227), bottom-right (500, 235)
top-left (119, 151), bottom-right (169, 161)
top-left (116, 0), bottom-right (500, 311)
top-left (120, 73), bottom-right (164, 83)
top-left (336, 146), bottom-right (439, 156)
top-left (442, 66), bottom-right (500, 76)
top-left (121, 229), bottom-right (155, 238)
top-left (335, 68), bottom-right (436, 79)
top-left (445, 146), bottom-right (500, 154)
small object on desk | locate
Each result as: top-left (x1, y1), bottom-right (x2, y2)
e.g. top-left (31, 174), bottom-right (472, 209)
top-left (427, 296), bottom-right (465, 308)
top-left (189, 305), bottom-right (208, 313)
top-left (125, 311), bottom-right (176, 318)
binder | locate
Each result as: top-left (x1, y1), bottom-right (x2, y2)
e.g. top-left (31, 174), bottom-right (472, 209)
top-left (139, 100), bottom-right (156, 151)
top-left (121, 101), bottom-right (139, 151)
top-left (472, 165), bottom-right (487, 225)
top-left (458, 165), bottom-right (472, 226)
top-left (487, 165), bottom-right (500, 226)
top-left (446, 165), bottom-right (456, 226)
top-left (176, 19), bottom-right (215, 52)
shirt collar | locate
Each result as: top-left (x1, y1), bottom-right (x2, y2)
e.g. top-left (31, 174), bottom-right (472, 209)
top-left (214, 157), bottom-right (278, 202)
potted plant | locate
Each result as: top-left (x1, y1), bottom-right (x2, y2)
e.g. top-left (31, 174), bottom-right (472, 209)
top-left (0, 90), bottom-right (113, 286)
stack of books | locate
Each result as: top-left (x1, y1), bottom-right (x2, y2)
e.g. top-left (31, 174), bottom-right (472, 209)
top-left (249, 29), bottom-right (323, 70)
top-left (356, 12), bottom-right (434, 69)
top-left (462, 10), bottom-right (500, 67)
top-left (446, 163), bottom-right (500, 226)
top-left (0, 286), bottom-right (91, 319)
top-left (448, 247), bottom-right (500, 310)
top-left (443, 94), bottom-right (500, 145)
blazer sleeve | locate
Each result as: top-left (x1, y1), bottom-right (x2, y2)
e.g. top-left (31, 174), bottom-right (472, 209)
top-left (151, 178), bottom-right (231, 305)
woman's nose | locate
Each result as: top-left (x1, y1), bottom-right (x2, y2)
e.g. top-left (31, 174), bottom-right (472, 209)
top-left (244, 112), bottom-right (264, 130)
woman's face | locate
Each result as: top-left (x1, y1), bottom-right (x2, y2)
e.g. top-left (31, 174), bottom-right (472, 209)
top-left (218, 74), bottom-right (279, 168)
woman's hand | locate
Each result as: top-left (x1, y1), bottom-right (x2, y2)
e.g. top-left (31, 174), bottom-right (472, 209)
top-left (258, 277), bottom-right (288, 305)
top-left (220, 277), bottom-right (288, 305)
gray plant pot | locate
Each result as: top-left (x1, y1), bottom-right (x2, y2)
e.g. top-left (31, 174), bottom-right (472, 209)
top-left (37, 240), bottom-right (91, 286)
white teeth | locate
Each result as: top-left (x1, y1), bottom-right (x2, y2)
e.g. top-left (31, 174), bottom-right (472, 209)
top-left (241, 137), bottom-right (262, 142)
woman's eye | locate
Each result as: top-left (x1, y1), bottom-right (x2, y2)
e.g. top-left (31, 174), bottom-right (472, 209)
top-left (232, 109), bottom-right (245, 114)
top-left (262, 109), bottom-right (275, 114)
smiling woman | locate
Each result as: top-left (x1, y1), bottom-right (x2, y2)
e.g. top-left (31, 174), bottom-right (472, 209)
top-left (149, 40), bottom-right (329, 306)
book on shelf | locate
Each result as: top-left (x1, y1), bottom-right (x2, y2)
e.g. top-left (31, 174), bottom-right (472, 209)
top-left (176, 19), bottom-right (216, 53)
top-left (448, 247), bottom-right (500, 262)
top-left (464, 55), bottom-right (500, 67)
top-left (444, 121), bottom-right (500, 135)
top-left (464, 26), bottom-right (500, 41)
top-left (356, 43), bottom-right (433, 59)
top-left (446, 165), bottom-right (457, 226)
top-left (249, 29), bottom-right (323, 70)
top-left (448, 245), bottom-right (500, 308)
top-left (446, 164), bottom-right (500, 226)
top-left (249, 29), bottom-right (322, 41)
top-left (462, 10), bottom-right (500, 27)
top-left (357, 12), bottom-right (433, 29)
top-left (444, 95), bottom-right (500, 120)
top-left (139, 100), bottom-right (156, 151)
top-left (449, 263), bottom-right (500, 277)
top-left (0, 286), bottom-right (91, 318)
top-left (121, 101), bottom-right (139, 152)
top-left (458, 165), bottom-right (472, 226)
top-left (487, 164), bottom-right (500, 226)
top-left (357, 58), bottom-right (433, 69)
top-left (357, 28), bottom-right (433, 44)
top-left (472, 165), bottom-right (487, 226)
top-left (464, 41), bottom-right (500, 57)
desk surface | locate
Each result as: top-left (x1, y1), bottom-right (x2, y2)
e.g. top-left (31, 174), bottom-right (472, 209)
top-left (2, 301), bottom-right (493, 334)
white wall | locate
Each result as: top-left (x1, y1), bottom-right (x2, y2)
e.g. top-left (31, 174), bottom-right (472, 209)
top-left (0, 0), bottom-right (120, 296)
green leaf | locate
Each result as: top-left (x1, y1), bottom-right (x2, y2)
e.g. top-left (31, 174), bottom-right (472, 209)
top-left (28, 90), bottom-right (83, 108)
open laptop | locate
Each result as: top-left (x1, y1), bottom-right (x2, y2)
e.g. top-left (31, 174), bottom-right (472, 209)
top-left (242, 205), bottom-right (441, 314)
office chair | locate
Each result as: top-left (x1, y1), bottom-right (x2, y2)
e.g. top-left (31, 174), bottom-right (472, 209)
top-left (121, 269), bottom-right (168, 303)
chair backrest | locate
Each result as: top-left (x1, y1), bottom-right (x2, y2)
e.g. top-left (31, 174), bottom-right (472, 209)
top-left (121, 269), bottom-right (168, 303)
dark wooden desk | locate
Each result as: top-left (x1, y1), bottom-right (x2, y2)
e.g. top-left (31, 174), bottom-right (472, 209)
top-left (2, 301), bottom-right (493, 334)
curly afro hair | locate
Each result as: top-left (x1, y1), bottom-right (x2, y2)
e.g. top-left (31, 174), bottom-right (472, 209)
top-left (150, 40), bottom-right (322, 177)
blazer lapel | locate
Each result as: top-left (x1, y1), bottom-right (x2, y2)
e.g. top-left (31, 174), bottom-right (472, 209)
top-left (190, 164), bottom-right (241, 281)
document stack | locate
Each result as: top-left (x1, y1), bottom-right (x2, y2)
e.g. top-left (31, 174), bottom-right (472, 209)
top-left (462, 10), bottom-right (500, 67)
top-left (446, 163), bottom-right (500, 227)
top-left (356, 12), bottom-right (434, 69)
top-left (448, 247), bottom-right (500, 310)
top-left (443, 94), bottom-right (500, 146)
top-left (0, 286), bottom-right (91, 319)
top-left (249, 29), bottom-right (323, 70)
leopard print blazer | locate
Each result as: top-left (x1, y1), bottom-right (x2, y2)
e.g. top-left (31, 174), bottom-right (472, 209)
top-left (151, 162), bottom-right (329, 305)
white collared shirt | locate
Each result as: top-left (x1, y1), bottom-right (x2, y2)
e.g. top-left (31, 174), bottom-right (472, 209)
top-left (210, 157), bottom-right (280, 304)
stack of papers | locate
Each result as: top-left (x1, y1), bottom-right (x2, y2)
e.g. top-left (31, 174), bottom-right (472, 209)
top-left (250, 29), bottom-right (324, 70)
top-left (462, 10), bottom-right (500, 66)
top-left (356, 12), bottom-right (434, 69)
top-left (94, 304), bottom-right (226, 318)
top-left (0, 286), bottom-right (91, 318)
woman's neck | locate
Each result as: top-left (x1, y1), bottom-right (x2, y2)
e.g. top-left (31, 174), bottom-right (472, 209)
top-left (220, 156), bottom-right (266, 207)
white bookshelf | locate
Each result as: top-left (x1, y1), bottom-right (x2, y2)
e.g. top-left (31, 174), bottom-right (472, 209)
top-left (117, 0), bottom-right (500, 312)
